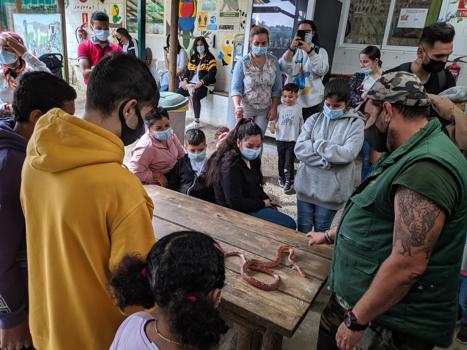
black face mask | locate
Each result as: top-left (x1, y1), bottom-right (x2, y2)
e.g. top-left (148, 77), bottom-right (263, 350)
top-left (118, 100), bottom-right (145, 146)
top-left (364, 110), bottom-right (389, 153)
top-left (422, 58), bottom-right (446, 73)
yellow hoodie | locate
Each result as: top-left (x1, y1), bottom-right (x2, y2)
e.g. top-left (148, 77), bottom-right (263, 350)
top-left (20, 109), bottom-right (156, 350)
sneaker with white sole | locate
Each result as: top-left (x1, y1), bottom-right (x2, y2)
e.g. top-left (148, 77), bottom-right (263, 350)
top-left (284, 181), bottom-right (294, 194)
top-left (186, 120), bottom-right (200, 130)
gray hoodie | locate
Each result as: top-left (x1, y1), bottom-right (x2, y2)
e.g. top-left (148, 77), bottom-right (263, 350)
top-left (294, 109), bottom-right (365, 210)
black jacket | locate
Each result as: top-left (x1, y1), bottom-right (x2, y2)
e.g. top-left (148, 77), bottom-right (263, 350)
top-left (167, 154), bottom-right (214, 202)
top-left (183, 51), bottom-right (217, 86)
top-left (384, 62), bottom-right (456, 95)
top-left (214, 157), bottom-right (269, 213)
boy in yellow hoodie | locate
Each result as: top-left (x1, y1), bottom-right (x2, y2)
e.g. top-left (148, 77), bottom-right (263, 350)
top-left (20, 53), bottom-right (158, 350)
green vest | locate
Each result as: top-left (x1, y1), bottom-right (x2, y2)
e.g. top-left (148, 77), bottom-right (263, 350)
top-left (329, 118), bottom-right (467, 347)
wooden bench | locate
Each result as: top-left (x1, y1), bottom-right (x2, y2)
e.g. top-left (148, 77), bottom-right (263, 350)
top-left (145, 185), bottom-right (332, 350)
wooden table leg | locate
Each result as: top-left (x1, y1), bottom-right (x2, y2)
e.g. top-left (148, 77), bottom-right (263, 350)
top-left (236, 324), bottom-right (263, 350)
top-left (262, 327), bottom-right (283, 350)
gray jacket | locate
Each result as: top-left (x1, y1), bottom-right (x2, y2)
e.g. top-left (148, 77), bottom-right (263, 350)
top-left (294, 109), bottom-right (365, 210)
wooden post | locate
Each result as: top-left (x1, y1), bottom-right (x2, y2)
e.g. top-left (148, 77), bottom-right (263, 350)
top-left (168, 0), bottom-right (179, 92)
top-left (137, 0), bottom-right (146, 61)
top-left (57, 0), bottom-right (69, 82)
top-left (15, 0), bottom-right (21, 13)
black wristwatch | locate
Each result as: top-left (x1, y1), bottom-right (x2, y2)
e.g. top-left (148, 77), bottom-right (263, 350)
top-left (344, 309), bottom-right (368, 331)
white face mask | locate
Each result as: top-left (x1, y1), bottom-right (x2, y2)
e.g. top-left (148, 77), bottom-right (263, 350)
top-left (0, 48), bottom-right (17, 65)
top-left (94, 29), bottom-right (110, 42)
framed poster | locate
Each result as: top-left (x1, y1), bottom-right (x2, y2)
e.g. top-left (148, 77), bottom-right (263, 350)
top-left (13, 13), bottom-right (63, 56)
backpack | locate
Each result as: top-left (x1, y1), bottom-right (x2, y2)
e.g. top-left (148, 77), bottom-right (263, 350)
top-left (39, 53), bottom-right (63, 78)
top-left (399, 62), bottom-right (447, 91)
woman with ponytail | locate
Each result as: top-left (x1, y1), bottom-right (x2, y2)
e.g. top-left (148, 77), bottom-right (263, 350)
top-left (349, 45), bottom-right (383, 182)
top-left (109, 231), bottom-right (228, 350)
top-left (205, 119), bottom-right (296, 229)
top-left (0, 31), bottom-right (49, 113)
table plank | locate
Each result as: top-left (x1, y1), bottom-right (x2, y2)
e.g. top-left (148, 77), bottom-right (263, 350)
top-left (222, 269), bottom-right (309, 336)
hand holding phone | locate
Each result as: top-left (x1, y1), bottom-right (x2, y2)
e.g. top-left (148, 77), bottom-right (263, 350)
top-left (296, 30), bottom-right (306, 46)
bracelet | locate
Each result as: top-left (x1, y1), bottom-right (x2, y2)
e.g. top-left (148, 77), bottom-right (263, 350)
top-left (288, 47), bottom-right (295, 53)
top-left (324, 230), bottom-right (334, 244)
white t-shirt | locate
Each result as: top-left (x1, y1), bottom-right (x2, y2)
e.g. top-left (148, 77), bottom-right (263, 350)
top-left (361, 74), bottom-right (381, 99)
top-left (110, 312), bottom-right (160, 350)
top-left (275, 103), bottom-right (304, 142)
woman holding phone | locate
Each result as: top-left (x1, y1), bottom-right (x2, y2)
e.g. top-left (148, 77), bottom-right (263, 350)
top-left (279, 20), bottom-right (329, 121)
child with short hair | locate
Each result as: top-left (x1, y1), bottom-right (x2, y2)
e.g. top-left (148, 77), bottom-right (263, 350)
top-left (214, 126), bottom-right (229, 149)
top-left (294, 78), bottom-right (364, 233)
top-left (128, 108), bottom-right (185, 186)
top-left (273, 83), bottom-right (303, 193)
top-left (109, 230), bottom-right (228, 350)
top-left (167, 129), bottom-right (214, 202)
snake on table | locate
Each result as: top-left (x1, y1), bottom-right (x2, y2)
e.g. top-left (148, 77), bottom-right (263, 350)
top-left (225, 245), bottom-right (306, 291)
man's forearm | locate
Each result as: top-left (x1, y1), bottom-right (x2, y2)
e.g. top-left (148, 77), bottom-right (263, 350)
top-left (352, 255), bottom-right (420, 325)
top-left (271, 96), bottom-right (280, 108)
top-left (232, 96), bottom-right (242, 108)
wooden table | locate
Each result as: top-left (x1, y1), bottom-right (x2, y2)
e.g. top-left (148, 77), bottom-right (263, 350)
top-left (145, 185), bottom-right (332, 350)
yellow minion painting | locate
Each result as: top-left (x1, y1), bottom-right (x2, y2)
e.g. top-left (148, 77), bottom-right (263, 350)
top-left (218, 34), bottom-right (234, 66)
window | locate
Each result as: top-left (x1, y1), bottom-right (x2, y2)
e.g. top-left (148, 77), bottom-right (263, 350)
top-left (342, 0), bottom-right (443, 48)
top-left (386, 0), bottom-right (442, 46)
top-left (344, 0), bottom-right (391, 45)
top-left (250, 0), bottom-right (308, 58)
top-left (126, 0), bottom-right (164, 35)
top-left (1, 0), bottom-right (57, 29)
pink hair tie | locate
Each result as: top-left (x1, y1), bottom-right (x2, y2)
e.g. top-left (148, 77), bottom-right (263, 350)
top-left (213, 242), bottom-right (224, 254)
top-left (186, 295), bottom-right (198, 302)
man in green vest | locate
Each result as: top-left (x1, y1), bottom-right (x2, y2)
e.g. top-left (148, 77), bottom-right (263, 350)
top-left (308, 71), bottom-right (467, 350)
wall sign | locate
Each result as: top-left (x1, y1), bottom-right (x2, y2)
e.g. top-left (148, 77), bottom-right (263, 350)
top-left (397, 8), bottom-right (428, 29)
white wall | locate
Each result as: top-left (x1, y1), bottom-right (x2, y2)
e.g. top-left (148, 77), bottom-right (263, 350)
top-left (331, 0), bottom-right (467, 86)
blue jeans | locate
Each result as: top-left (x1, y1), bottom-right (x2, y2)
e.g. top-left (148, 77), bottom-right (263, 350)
top-left (460, 274), bottom-right (467, 326)
top-left (360, 140), bottom-right (371, 182)
top-left (297, 199), bottom-right (337, 233)
top-left (249, 208), bottom-right (296, 230)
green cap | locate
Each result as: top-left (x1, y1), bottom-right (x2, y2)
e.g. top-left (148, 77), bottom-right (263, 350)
top-left (366, 71), bottom-right (431, 107)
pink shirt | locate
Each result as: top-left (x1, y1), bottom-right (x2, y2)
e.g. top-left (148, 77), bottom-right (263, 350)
top-left (77, 38), bottom-right (122, 84)
top-left (128, 131), bottom-right (185, 184)
top-left (110, 312), bottom-right (159, 350)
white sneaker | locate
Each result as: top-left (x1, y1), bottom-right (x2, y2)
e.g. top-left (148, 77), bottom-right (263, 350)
top-left (186, 120), bottom-right (200, 130)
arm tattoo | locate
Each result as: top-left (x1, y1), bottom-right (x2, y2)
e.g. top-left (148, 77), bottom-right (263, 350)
top-left (394, 188), bottom-right (442, 259)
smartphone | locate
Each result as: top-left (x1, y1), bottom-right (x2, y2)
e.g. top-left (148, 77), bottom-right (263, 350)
top-left (297, 30), bottom-right (306, 42)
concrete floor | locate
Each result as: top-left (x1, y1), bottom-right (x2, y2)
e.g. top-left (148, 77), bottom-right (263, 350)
top-left (73, 88), bottom-right (464, 350)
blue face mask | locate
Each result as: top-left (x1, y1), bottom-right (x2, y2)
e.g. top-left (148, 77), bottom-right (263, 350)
top-left (323, 104), bottom-right (345, 120)
top-left (305, 33), bottom-right (313, 44)
top-left (0, 48), bottom-right (17, 65)
top-left (196, 46), bottom-right (205, 54)
top-left (251, 46), bottom-right (268, 56)
top-left (154, 128), bottom-right (172, 141)
top-left (361, 67), bottom-right (373, 75)
top-left (94, 29), bottom-right (110, 42)
top-left (241, 147), bottom-right (262, 160)
top-left (188, 150), bottom-right (207, 162)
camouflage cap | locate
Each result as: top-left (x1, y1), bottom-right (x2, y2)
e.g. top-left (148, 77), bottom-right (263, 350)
top-left (366, 71), bottom-right (431, 107)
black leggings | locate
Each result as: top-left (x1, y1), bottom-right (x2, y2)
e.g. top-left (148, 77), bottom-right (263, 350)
top-left (176, 86), bottom-right (208, 120)
top-left (302, 103), bottom-right (323, 121)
